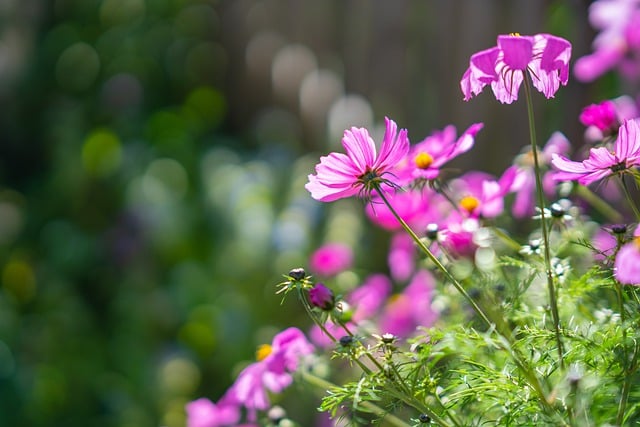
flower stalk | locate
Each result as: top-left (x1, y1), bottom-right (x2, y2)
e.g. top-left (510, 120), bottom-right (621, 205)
top-left (523, 76), bottom-right (565, 369)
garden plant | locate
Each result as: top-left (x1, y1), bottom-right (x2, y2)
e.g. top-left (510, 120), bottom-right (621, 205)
top-left (187, 2), bottom-right (640, 426)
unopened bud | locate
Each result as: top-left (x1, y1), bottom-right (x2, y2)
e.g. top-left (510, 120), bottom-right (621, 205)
top-left (308, 283), bottom-right (335, 310)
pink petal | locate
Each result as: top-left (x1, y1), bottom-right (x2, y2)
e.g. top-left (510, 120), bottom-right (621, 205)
top-left (498, 35), bottom-right (534, 70)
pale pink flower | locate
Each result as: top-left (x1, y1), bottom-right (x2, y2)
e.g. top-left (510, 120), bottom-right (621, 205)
top-left (222, 328), bottom-right (314, 421)
top-left (400, 123), bottom-right (483, 181)
top-left (551, 118), bottom-right (640, 185)
top-left (614, 227), bottom-right (640, 284)
top-left (306, 117), bottom-right (409, 201)
top-left (461, 33), bottom-right (571, 104)
top-left (186, 398), bottom-right (240, 427)
top-left (451, 168), bottom-right (517, 219)
top-left (574, 0), bottom-right (640, 82)
top-left (310, 243), bottom-right (353, 277)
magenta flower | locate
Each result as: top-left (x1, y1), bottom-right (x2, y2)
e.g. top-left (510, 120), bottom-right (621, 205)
top-left (551, 118), bottom-right (640, 185)
top-left (186, 398), bottom-right (240, 427)
top-left (206, 327), bottom-right (314, 422)
top-left (308, 282), bottom-right (335, 310)
top-left (309, 243), bottom-right (353, 276)
top-left (461, 33), bottom-right (572, 104)
top-left (614, 227), bottom-right (640, 285)
top-left (387, 233), bottom-right (417, 282)
top-left (574, 0), bottom-right (640, 82)
top-left (400, 123), bottom-right (483, 181)
top-left (306, 117), bottom-right (409, 201)
top-left (580, 100), bottom-right (619, 133)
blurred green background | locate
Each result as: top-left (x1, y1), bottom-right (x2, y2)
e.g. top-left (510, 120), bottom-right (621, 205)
top-left (0, 0), bottom-right (616, 426)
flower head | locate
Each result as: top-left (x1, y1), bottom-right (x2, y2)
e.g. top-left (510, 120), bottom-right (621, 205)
top-left (222, 328), bottom-right (314, 421)
top-left (400, 123), bottom-right (483, 181)
top-left (551, 118), bottom-right (640, 185)
top-left (306, 117), bottom-right (409, 201)
top-left (580, 100), bottom-right (619, 133)
top-left (461, 33), bottom-right (572, 104)
top-left (308, 283), bottom-right (335, 310)
top-left (186, 398), bottom-right (240, 427)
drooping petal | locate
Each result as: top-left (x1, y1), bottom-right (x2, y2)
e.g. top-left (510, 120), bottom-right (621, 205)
top-left (538, 34), bottom-right (572, 84)
top-left (498, 35), bottom-right (534, 70)
top-left (461, 47), bottom-right (500, 100)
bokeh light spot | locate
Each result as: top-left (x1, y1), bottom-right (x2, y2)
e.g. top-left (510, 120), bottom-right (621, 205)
top-left (183, 86), bottom-right (226, 131)
top-left (2, 259), bottom-right (36, 303)
top-left (55, 42), bottom-right (100, 92)
top-left (82, 129), bottom-right (123, 177)
top-left (159, 357), bottom-right (200, 396)
top-left (100, 0), bottom-right (146, 26)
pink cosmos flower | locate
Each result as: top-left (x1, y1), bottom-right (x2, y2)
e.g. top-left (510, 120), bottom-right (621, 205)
top-left (580, 100), bottom-right (619, 133)
top-left (551, 118), bottom-right (640, 185)
top-left (574, 0), bottom-right (640, 82)
top-left (306, 117), bottom-right (409, 202)
top-left (581, 96), bottom-right (639, 142)
top-left (450, 168), bottom-right (517, 219)
top-left (399, 123), bottom-right (483, 182)
top-left (193, 327), bottom-right (314, 423)
top-left (510, 132), bottom-right (571, 218)
top-left (186, 398), bottom-right (240, 427)
top-left (365, 187), bottom-right (441, 231)
top-left (308, 282), bottom-right (335, 310)
top-left (461, 33), bottom-right (572, 104)
top-left (614, 227), bottom-right (640, 285)
top-left (310, 243), bottom-right (353, 277)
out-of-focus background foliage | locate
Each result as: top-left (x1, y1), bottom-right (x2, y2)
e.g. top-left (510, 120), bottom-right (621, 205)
top-left (0, 0), bottom-right (617, 426)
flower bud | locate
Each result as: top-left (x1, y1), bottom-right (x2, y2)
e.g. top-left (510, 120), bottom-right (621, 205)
top-left (288, 268), bottom-right (306, 281)
top-left (308, 283), bottom-right (335, 310)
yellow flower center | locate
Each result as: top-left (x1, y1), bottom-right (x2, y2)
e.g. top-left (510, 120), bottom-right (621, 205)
top-left (256, 344), bottom-right (272, 361)
top-left (634, 236), bottom-right (640, 250)
top-left (414, 152), bottom-right (434, 169)
top-left (460, 196), bottom-right (480, 213)
top-left (510, 32), bottom-right (521, 37)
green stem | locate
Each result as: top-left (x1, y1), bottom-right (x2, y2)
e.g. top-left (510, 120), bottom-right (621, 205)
top-left (522, 77), bottom-right (564, 369)
top-left (617, 339), bottom-right (639, 426)
top-left (618, 175), bottom-right (640, 221)
top-left (300, 371), bottom-right (446, 427)
top-left (373, 185), bottom-right (556, 416)
top-left (373, 186), bottom-right (492, 328)
top-left (573, 185), bottom-right (623, 223)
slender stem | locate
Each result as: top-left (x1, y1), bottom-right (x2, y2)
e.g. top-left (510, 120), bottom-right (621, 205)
top-left (300, 372), bottom-right (449, 427)
top-left (522, 77), bottom-right (564, 369)
top-left (298, 288), bottom-right (337, 343)
top-left (573, 185), bottom-right (623, 223)
top-left (373, 185), bottom-right (556, 416)
top-left (373, 186), bottom-right (492, 328)
top-left (618, 175), bottom-right (640, 221)
top-left (617, 339), bottom-right (639, 425)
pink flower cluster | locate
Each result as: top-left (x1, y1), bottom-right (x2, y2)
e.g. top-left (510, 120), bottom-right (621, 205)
top-left (185, 328), bottom-right (314, 427)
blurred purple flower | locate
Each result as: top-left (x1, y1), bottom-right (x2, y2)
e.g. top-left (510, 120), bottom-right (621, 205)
top-left (189, 327), bottom-right (314, 424)
top-left (306, 117), bottom-right (409, 201)
top-left (186, 398), bottom-right (240, 427)
top-left (310, 243), bottom-right (353, 277)
top-left (387, 233), bottom-right (416, 282)
top-left (574, 0), bottom-right (640, 82)
top-left (615, 228), bottom-right (640, 284)
top-left (552, 118), bottom-right (640, 185)
top-left (580, 100), bottom-right (619, 133)
top-left (510, 132), bottom-right (571, 218)
top-left (461, 33), bottom-right (571, 104)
